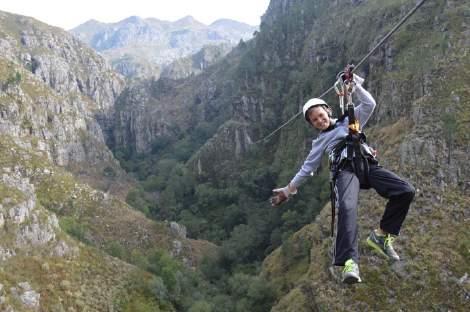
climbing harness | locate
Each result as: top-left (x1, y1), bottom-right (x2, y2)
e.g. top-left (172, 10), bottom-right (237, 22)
top-left (330, 65), bottom-right (356, 236)
top-left (255, 0), bottom-right (429, 144)
top-left (328, 64), bottom-right (382, 236)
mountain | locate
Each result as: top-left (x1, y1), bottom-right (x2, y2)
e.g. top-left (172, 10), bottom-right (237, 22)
top-left (172, 15), bottom-right (207, 29)
top-left (0, 10), bottom-right (124, 190)
top-left (0, 0), bottom-right (469, 310)
top-left (0, 9), bottom-right (215, 311)
top-left (256, 0), bottom-right (469, 310)
top-left (70, 16), bottom-right (257, 79)
top-left (106, 0), bottom-right (469, 310)
top-left (160, 43), bottom-right (233, 80)
top-left (210, 18), bottom-right (259, 40)
top-left (65, 18), bottom-right (108, 45)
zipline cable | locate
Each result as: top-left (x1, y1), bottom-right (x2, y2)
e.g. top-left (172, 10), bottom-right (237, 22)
top-left (255, 0), bottom-right (429, 144)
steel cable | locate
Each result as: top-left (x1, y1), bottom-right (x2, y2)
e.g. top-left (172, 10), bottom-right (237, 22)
top-left (255, 0), bottom-right (429, 144)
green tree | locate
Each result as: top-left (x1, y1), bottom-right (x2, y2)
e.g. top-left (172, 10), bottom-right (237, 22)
top-left (123, 297), bottom-right (160, 312)
top-left (149, 276), bottom-right (169, 302)
top-left (179, 210), bottom-right (208, 237)
top-left (126, 187), bottom-right (152, 216)
top-left (227, 273), bottom-right (275, 312)
top-left (222, 224), bottom-right (261, 264)
top-left (188, 300), bottom-right (214, 312)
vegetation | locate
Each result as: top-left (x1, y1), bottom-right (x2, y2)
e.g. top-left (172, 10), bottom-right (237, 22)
top-left (0, 0), bottom-right (468, 310)
top-left (110, 0), bottom-right (469, 310)
top-left (108, 1), bottom-right (335, 310)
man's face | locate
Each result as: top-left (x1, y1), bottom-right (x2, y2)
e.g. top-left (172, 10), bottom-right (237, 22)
top-left (308, 106), bottom-right (330, 130)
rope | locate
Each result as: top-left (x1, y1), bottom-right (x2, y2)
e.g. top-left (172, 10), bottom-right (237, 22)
top-left (254, 0), bottom-right (429, 144)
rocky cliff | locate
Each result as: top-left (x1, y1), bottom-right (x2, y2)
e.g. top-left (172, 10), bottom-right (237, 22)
top-left (180, 0), bottom-right (469, 199)
top-left (0, 10), bottom-right (127, 193)
top-left (0, 132), bottom-right (217, 311)
top-left (1, 0), bottom-right (467, 309)
top-left (110, 50), bottom-right (243, 154)
top-left (0, 10), bottom-right (216, 311)
top-left (256, 0), bottom-right (470, 310)
top-left (107, 0), bottom-right (468, 310)
top-left (161, 43), bottom-right (233, 80)
top-left (0, 135), bottom-right (133, 311)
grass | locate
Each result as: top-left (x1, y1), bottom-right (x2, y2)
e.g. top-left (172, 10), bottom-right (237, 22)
top-left (0, 246), bottom-right (161, 311)
top-left (263, 180), bottom-right (470, 311)
top-left (0, 132), bottom-right (215, 310)
top-left (262, 223), bottom-right (318, 297)
top-left (0, 182), bottom-right (27, 207)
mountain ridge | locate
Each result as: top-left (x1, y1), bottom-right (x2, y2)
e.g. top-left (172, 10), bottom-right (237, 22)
top-left (0, 0), bottom-right (468, 310)
top-left (106, 0), bottom-right (469, 309)
top-left (0, 9), bottom-right (217, 310)
top-left (70, 15), bottom-right (258, 79)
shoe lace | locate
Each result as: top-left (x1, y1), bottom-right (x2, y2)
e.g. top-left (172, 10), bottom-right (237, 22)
top-left (384, 234), bottom-right (395, 248)
top-left (343, 260), bottom-right (356, 273)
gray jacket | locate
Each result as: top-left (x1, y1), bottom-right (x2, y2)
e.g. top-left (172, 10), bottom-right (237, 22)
top-left (290, 83), bottom-right (376, 189)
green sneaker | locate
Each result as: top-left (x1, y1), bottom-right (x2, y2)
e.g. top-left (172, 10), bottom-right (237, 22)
top-left (367, 230), bottom-right (400, 261)
top-left (342, 259), bottom-right (361, 284)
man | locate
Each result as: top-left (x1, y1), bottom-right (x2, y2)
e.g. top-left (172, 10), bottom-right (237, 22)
top-left (271, 74), bottom-right (415, 284)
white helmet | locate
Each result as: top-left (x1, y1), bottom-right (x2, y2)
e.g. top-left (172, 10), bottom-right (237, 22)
top-left (302, 98), bottom-right (331, 122)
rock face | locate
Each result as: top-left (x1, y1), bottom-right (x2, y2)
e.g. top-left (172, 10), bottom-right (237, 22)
top-left (0, 10), bottom-right (134, 198)
top-left (110, 69), bottom-right (230, 154)
top-left (108, 0), bottom-right (467, 310)
top-left (161, 43), bottom-right (233, 79)
top-left (261, 0), bottom-right (302, 26)
top-left (12, 282), bottom-right (40, 310)
top-left (0, 10), bottom-right (217, 311)
top-left (254, 0), bottom-right (470, 310)
top-left (170, 221), bottom-right (187, 239)
top-left (0, 0), bottom-right (467, 309)
top-left (0, 11), bottom-right (123, 171)
top-left (0, 151), bottom-right (78, 311)
top-left (1, 166), bottom-right (59, 254)
top-left (71, 15), bottom-right (257, 78)
top-left (188, 121), bottom-right (253, 178)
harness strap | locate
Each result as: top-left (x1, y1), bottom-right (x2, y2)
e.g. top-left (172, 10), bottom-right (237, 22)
top-left (330, 179), bottom-right (336, 237)
top-left (329, 131), bottom-right (373, 236)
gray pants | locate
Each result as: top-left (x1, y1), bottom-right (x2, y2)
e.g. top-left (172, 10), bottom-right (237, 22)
top-left (333, 163), bottom-right (415, 266)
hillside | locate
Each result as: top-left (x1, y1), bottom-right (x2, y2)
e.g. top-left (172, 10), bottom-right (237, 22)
top-left (0, 10), bottom-right (216, 311)
top-left (256, 0), bottom-right (470, 310)
top-left (0, 0), bottom-right (469, 310)
top-left (105, 0), bottom-right (469, 310)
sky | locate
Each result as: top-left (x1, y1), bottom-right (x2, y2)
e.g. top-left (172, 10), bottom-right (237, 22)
top-left (0, 0), bottom-right (271, 30)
